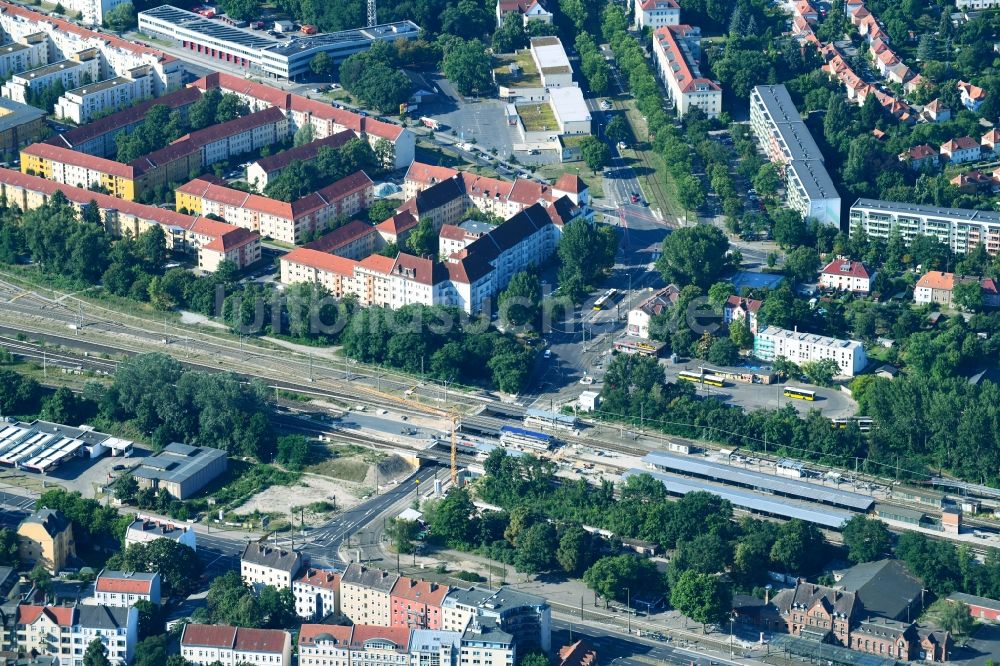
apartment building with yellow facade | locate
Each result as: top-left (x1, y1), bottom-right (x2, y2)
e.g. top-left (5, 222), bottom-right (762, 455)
top-left (17, 508), bottom-right (74, 573)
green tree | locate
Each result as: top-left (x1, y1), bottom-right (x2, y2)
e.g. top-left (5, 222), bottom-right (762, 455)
top-left (499, 270), bottom-right (541, 328)
top-left (584, 555), bottom-right (666, 604)
top-left (406, 217), bottom-right (437, 257)
top-left (442, 39), bottom-right (493, 96)
top-left (770, 519), bottom-right (825, 573)
top-left (492, 11), bottom-right (526, 53)
top-left (386, 518), bottom-right (421, 554)
top-left (133, 599), bottom-right (162, 640)
top-left (83, 639), bottom-right (110, 666)
top-left (729, 319), bottom-right (752, 349)
top-left (29, 564), bottom-right (51, 595)
top-left (515, 522), bottom-right (558, 573)
top-left (707, 338), bottom-right (738, 366)
top-left (952, 280), bottom-right (984, 312)
top-left (215, 93), bottom-right (250, 124)
top-left (133, 636), bottom-right (169, 666)
top-left (557, 220), bottom-right (617, 300)
top-left (939, 600), bottom-right (975, 636)
top-left (275, 435), bottom-right (310, 471)
top-left (293, 123), bottom-right (315, 147)
top-left (104, 2), bottom-right (137, 30)
top-left (604, 116), bottom-right (629, 145)
top-left (368, 199), bottom-right (398, 224)
top-left (580, 136), bottom-right (611, 172)
top-left (220, 0), bottom-right (260, 21)
top-left (801, 358), bottom-right (839, 386)
top-left (309, 52), bottom-right (332, 77)
top-left (670, 570), bottom-right (731, 633)
top-left (0, 369), bottom-right (40, 416)
top-left (520, 654), bottom-right (551, 666)
top-left (675, 174), bottom-right (705, 220)
top-left (752, 162), bottom-right (781, 199)
top-left (784, 246), bottom-right (820, 283)
top-left (841, 515), bottom-right (892, 563)
top-left (427, 486), bottom-right (475, 546)
top-left (556, 525), bottom-right (597, 576)
top-left (656, 224), bottom-right (731, 289)
top-left (105, 539), bottom-right (202, 598)
top-left (41, 386), bottom-right (88, 425)
top-left (53, 2), bottom-right (64, 13)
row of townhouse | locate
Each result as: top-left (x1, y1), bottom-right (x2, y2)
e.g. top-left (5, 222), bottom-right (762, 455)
top-left (239, 551), bottom-right (551, 653)
top-left (280, 200), bottom-right (578, 314)
top-left (849, 197), bottom-right (1000, 256)
top-left (650, 24), bottom-right (721, 119)
top-left (190, 72), bottom-right (415, 170)
top-left (0, 1), bottom-right (182, 93)
top-left (846, 0), bottom-right (923, 93)
top-left (789, 0), bottom-right (822, 46)
top-left (899, 129), bottom-right (1000, 171)
top-left (0, 167), bottom-right (261, 271)
top-left (175, 170), bottom-right (374, 245)
top-left (13, 603), bottom-right (137, 665)
top-left (748, 84), bottom-right (841, 227)
top-left (819, 44), bottom-right (916, 122)
top-left (20, 106), bottom-right (289, 200)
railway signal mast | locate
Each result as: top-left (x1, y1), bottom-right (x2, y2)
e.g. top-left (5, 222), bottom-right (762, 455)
top-left (368, 0), bottom-right (376, 26)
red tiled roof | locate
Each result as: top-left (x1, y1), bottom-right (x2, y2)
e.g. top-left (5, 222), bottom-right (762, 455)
top-left (391, 253), bottom-right (444, 286)
top-left (907, 144), bottom-right (937, 160)
top-left (915, 271), bottom-right (955, 291)
top-left (296, 568), bottom-right (341, 591)
top-left (942, 136), bottom-right (979, 151)
top-left (203, 226), bottom-right (259, 252)
top-left (821, 258), bottom-right (871, 279)
top-left (958, 80), bottom-right (986, 101)
top-left (95, 575), bottom-right (154, 595)
top-left (349, 625), bottom-right (411, 650)
top-left (499, 0), bottom-right (547, 12)
top-left (22, 142), bottom-right (134, 179)
top-left (17, 604), bottom-right (74, 627)
top-left (305, 219), bottom-right (376, 252)
top-left (391, 577), bottom-right (449, 605)
top-left (252, 130), bottom-right (355, 174)
top-left (376, 210), bottom-right (418, 236)
top-left (405, 162), bottom-right (459, 186)
top-left (358, 254), bottom-right (396, 273)
top-left (554, 173), bottom-right (585, 194)
top-left (281, 248), bottom-right (359, 276)
top-left (182, 624), bottom-right (286, 653)
top-left (653, 25), bottom-right (721, 94)
top-left (982, 129), bottom-right (1000, 144)
top-left (639, 0), bottom-right (679, 9)
top-left (291, 171), bottom-right (372, 217)
top-left (725, 295), bottom-right (763, 313)
top-left (438, 224), bottom-right (470, 241)
top-left (299, 624), bottom-right (353, 647)
top-left (559, 641), bottom-right (598, 666)
top-left (234, 627), bottom-right (288, 653)
top-left (0, 2), bottom-right (174, 63)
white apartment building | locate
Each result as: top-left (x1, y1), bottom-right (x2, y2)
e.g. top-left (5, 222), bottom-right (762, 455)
top-left (750, 85), bottom-right (841, 227)
top-left (298, 625), bottom-right (414, 666)
top-left (651, 25), bottom-right (721, 119)
top-left (956, 0), bottom-right (1000, 10)
top-left (459, 622), bottom-right (515, 666)
top-left (92, 570), bottom-right (161, 608)
top-left (0, 37), bottom-right (48, 79)
top-left (496, 0), bottom-right (552, 27)
top-left (1, 50), bottom-right (100, 104)
top-left (15, 604), bottom-right (138, 666)
top-left (54, 65), bottom-right (153, 124)
top-left (634, 0), bottom-right (680, 29)
top-left (124, 517), bottom-right (197, 551)
top-left (819, 258), bottom-right (875, 294)
top-left (241, 542), bottom-right (303, 590)
top-left (849, 198), bottom-right (1000, 256)
top-left (340, 564), bottom-right (400, 627)
top-left (59, 0), bottom-right (133, 26)
top-left (940, 136), bottom-right (981, 165)
top-left (0, 3), bottom-right (183, 94)
top-left (181, 624), bottom-right (292, 666)
top-left (294, 568), bottom-right (341, 621)
top-left (754, 326), bottom-right (867, 376)
top-left (411, 630), bottom-right (462, 666)
top-left (626, 285), bottom-right (679, 339)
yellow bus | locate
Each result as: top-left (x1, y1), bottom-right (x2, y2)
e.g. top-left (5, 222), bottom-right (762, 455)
top-left (678, 371), bottom-right (703, 383)
top-left (702, 374), bottom-right (726, 387)
top-left (783, 386), bottom-right (816, 401)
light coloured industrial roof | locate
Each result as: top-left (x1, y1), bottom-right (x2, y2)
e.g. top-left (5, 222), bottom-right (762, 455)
top-left (548, 87), bottom-right (591, 124)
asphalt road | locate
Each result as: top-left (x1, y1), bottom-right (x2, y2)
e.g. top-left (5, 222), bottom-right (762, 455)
top-left (551, 619), bottom-right (744, 666)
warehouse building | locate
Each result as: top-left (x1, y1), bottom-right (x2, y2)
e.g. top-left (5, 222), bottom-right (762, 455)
top-left (131, 443), bottom-right (228, 499)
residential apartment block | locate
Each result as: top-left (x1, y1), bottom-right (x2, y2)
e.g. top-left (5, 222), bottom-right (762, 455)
top-left (651, 25), bottom-right (721, 119)
top-left (57, 0), bottom-right (131, 26)
top-left (460, 620), bottom-right (516, 666)
top-left (442, 587), bottom-right (550, 653)
top-left (754, 326), bottom-right (867, 376)
top-left (849, 198), bottom-right (1000, 256)
top-left (17, 509), bottom-right (74, 573)
top-left (124, 517), bottom-right (197, 551)
top-left (0, 2), bottom-right (182, 94)
top-left (304, 219), bottom-right (379, 260)
top-left (241, 542), bottom-right (303, 590)
top-left (940, 136), bottom-right (981, 165)
top-left (723, 295), bottom-right (763, 335)
top-left (21, 106), bottom-right (288, 200)
top-left (0, 36), bottom-right (47, 80)
top-left (0, 95), bottom-right (43, 155)
top-left (191, 73), bottom-right (414, 169)
top-left (298, 624), bottom-right (411, 666)
top-left (819, 258), bottom-right (875, 294)
top-left (93, 571), bottom-right (161, 608)
top-left (54, 65), bottom-right (154, 124)
top-left (626, 285), bottom-right (680, 339)
top-left (1, 49), bottom-right (100, 105)
top-left (15, 603), bottom-right (138, 665)
top-left (749, 85), bottom-right (841, 227)
top-left (180, 624), bottom-right (292, 666)
top-left (246, 129), bottom-right (355, 189)
top-left (176, 170), bottom-right (373, 244)
top-left (340, 565), bottom-right (400, 627)
top-left (635, 0), bottom-right (680, 29)
top-left (913, 271), bottom-right (1000, 308)
top-left (294, 568), bottom-right (341, 621)
top-left (391, 577), bottom-right (450, 630)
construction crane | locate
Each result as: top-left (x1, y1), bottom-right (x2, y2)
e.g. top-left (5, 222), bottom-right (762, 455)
top-left (367, 0), bottom-right (376, 27)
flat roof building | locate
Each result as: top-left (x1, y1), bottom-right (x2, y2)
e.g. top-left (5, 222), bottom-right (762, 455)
top-left (131, 442), bottom-right (228, 499)
top-left (754, 325), bottom-right (867, 376)
top-left (139, 5), bottom-right (420, 80)
top-left (547, 86), bottom-right (591, 135)
top-left (529, 36), bottom-right (573, 88)
top-left (850, 197), bottom-right (1000, 256)
top-left (750, 85), bottom-right (841, 227)
top-left (0, 420), bottom-right (132, 473)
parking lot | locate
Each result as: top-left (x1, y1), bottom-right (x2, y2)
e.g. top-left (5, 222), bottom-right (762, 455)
top-left (419, 76), bottom-right (517, 159)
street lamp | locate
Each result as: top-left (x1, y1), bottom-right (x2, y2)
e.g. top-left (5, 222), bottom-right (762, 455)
top-left (625, 587), bottom-right (631, 634)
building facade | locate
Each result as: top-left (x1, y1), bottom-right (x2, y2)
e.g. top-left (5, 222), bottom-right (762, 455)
top-left (390, 578), bottom-right (449, 630)
top-left (294, 568), bottom-right (341, 621)
top-left (849, 198), bottom-right (1000, 256)
top-left (124, 517), bottom-right (197, 551)
top-left (54, 66), bottom-right (155, 124)
top-left (130, 443), bottom-right (229, 499)
top-left (749, 85), bottom-right (840, 227)
top-left (913, 271), bottom-right (1000, 308)
top-left (651, 25), bottom-right (721, 119)
top-left (819, 259), bottom-right (875, 293)
top-left (340, 565), bottom-right (400, 627)
top-left (241, 542), bottom-right (304, 590)
top-left (180, 624), bottom-right (292, 666)
top-left (635, 0), bottom-right (680, 29)
top-left (93, 571), bottom-right (161, 608)
top-left (754, 326), bottom-right (867, 376)
top-left (15, 604), bottom-right (137, 666)
top-left (17, 509), bottom-right (74, 573)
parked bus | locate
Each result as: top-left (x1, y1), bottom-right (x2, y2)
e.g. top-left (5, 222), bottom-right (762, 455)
top-left (677, 371), bottom-right (704, 383)
top-left (831, 417), bottom-right (873, 432)
top-left (783, 386), bottom-right (816, 401)
top-left (593, 288), bottom-right (619, 311)
top-left (701, 374), bottom-right (726, 387)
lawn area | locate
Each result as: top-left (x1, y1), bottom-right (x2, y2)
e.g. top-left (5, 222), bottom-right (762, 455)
top-left (535, 161), bottom-right (607, 201)
top-left (493, 50), bottom-right (542, 88)
top-left (519, 103), bottom-right (558, 133)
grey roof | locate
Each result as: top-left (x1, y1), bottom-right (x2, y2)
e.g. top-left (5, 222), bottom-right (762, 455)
top-left (0, 97), bottom-right (44, 134)
top-left (410, 629), bottom-right (462, 653)
top-left (852, 197), bottom-right (1000, 224)
top-left (948, 591), bottom-right (1000, 612)
top-left (126, 518), bottom-right (190, 540)
top-left (241, 542), bottom-right (302, 573)
top-left (140, 5), bottom-right (279, 48)
top-left (752, 85), bottom-right (824, 161)
top-left (787, 159), bottom-right (839, 201)
top-left (836, 559), bottom-right (922, 621)
top-left (76, 605), bottom-right (131, 631)
top-left (772, 581), bottom-right (857, 618)
top-left (463, 203), bottom-right (553, 264)
top-left (414, 176), bottom-right (465, 214)
top-left (131, 442), bottom-right (226, 485)
top-left (855, 617), bottom-right (912, 639)
top-left (624, 469), bottom-right (853, 529)
top-left (340, 564), bottom-right (399, 593)
top-left (641, 451), bottom-right (874, 511)
top-left (263, 21), bottom-right (420, 59)
top-left (462, 618), bottom-right (514, 647)
top-left (22, 509), bottom-right (70, 538)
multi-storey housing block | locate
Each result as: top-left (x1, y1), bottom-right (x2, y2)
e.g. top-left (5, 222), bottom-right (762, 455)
top-left (754, 326), bottom-right (867, 376)
top-left (241, 542), bottom-right (303, 590)
top-left (651, 25), bottom-right (721, 119)
top-left (849, 198), bottom-right (1000, 256)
